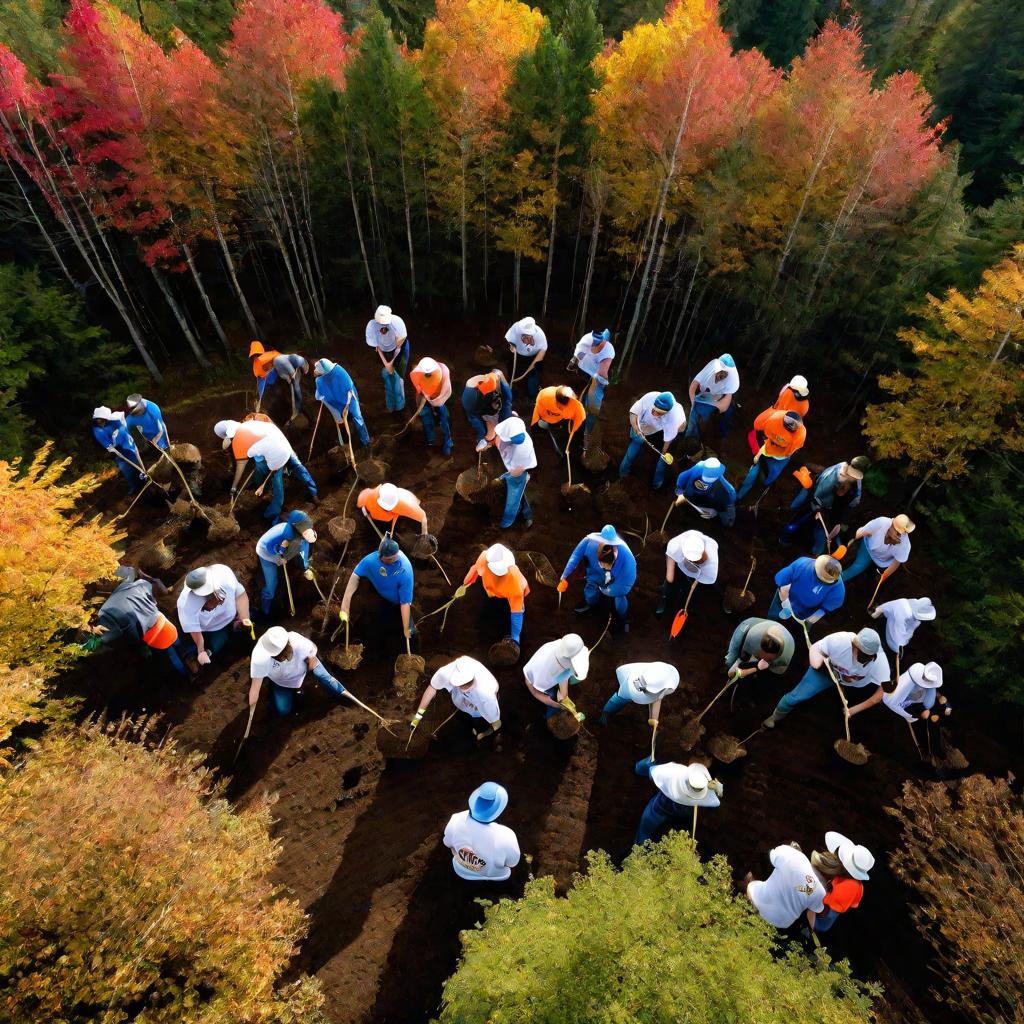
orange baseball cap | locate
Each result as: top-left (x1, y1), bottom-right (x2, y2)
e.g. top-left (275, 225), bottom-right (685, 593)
top-left (477, 372), bottom-right (498, 395)
top-left (248, 340), bottom-right (265, 357)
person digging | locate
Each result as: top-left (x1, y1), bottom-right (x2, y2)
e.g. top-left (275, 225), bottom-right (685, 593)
top-left (568, 328), bottom-right (614, 448)
top-left (725, 618), bottom-right (795, 683)
top-left (787, 456), bottom-right (869, 554)
top-left (767, 554), bottom-right (845, 625)
top-left (339, 537), bottom-right (415, 652)
top-left (176, 564), bottom-right (251, 668)
top-left (849, 659), bottom-right (946, 722)
top-left (599, 661), bottom-right (679, 728)
top-left (871, 596), bottom-right (936, 654)
top-left (673, 457), bottom-right (737, 527)
top-left (841, 513), bottom-right (915, 589)
top-left (806, 831), bottom-right (874, 935)
top-left (735, 409), bottom-right (806, 502)
top-left (365, 304), bottom-right (410, 412)
top-left (685, 353), bottom-right (739, 443)
top-left (357, 482), bottom-right (430, 538)
top-left (255, 511), bottom-right (319, 617)
top-left (491, 416), bottom-right (538, 529)
top-left (91, 407), bottom-right (146, 494)
top-left (745, 841), bottom-right (826, 930)
top-left (618, 390), bottom-right (686, 490)
top-left (125, 393), bottom-right (170, 451)
top-left (530, 385), bottom-right (585, 454)
top-left (559, 524), bottom-right (637, 633)
top-left (657, 529), bottom-right (719, 619)
top-left (522, 633), bottom-right (590, 721)
top-left (461, 370), bottom-right (513, 452)
top-left (248, 626), bottom-right (350, 717)
top-left (410, 356), bottom-right (454, 456)
top-left (411, 655), bottom-right (502, 742)
top-left (457, 544), bottom-right (529, 658)
top-left (505, 315), bottom-right (548, 403)
top-left (313, 357), bottom-right (371, 448)
top-left (634, 762), bottom-right (722, 847)
top-left (443, 782), bottom-right (521, 882)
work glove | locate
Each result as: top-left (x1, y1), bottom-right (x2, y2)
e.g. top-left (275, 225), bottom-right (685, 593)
top-left (79, 636), bottom-right (103, 653)
top-left (559, 696), bottom-right (577, 714)
top-left (920, 709), bottom-right (930, 720)
top-left (304, 568), bottom-right (315, 581)
top-left (338, 610), bottom-right (349, 623)
top-left (475, 439), bottom-right (490, 453)
top-left (410, 709), bottom-right (424, 730)
top-left (778, 598), bottom-right (793, 620)
top-left (648, 718), bottom-right (658, 728)
top-left (556, 579), bottom-right (568, 593)
top-left (197, 651), bottom-right (211, 667)
top-left (454, 585), bottom-right (468, 599)
top-left (708, 779), bottom-right (724, 797)
top-left (661, 452), bottom-right (674, 465)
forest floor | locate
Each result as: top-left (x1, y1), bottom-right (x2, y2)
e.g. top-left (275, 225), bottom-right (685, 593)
top-left (63, 309), bottom-right (1020, 1024)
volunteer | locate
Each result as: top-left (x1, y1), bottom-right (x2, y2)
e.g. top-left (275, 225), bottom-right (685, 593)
top-left (842, 513), bottom-right (915, 584)
top-left (91, 407), bottom-right (146, 494)
top-left (724, 618), bottom-right (795, 680)
top-left (745, 841), bottom-right (826, 929)
top-left (357, 482), bottom-right (429, 536)
top-left (871, 596), bottom-right (936, 654)
top-left (656, 529), bottom-right (719, 618)
top-left (365, 304), bottom-right (410, 412)
top-left (461, 370), bottom-right (513, 451)
top-left (249, 342), bottom-right (306, 416)
top-left (411, 656), bottom-right (501, 741)
top-left (339, 536), bottom-right (415, 644)
top-left (735, 409), bottom-right (806, 501)
top-left (685, 353), bottom-right (739, 441)
top-left (530, 385), bottom-right (586, 451)
top-left (767, 554), bottom-right (845, 624)
top-left (176, 564), bottom-right (250, 667)
top-left (673, 457), bottom-right (737, 527)
top-left (248, 626), bottom-right (348, 716)
top-left (634, 762), bottom-right (722, 846)
top-left (849, 660), bottom-right (944, 721)
top-left (254, 510), bottom-right (318, 616)
top-left (763, 626), bottom-right (890, 728)
top-left (771, 375), bottom-right (810, 416)
top-left (618, 391), bottom-right (686, 490)
top-left (567, 329), bottom-right (614, 441)
top-left (248, 340), bottom-right (281, 403)
top-left (599, 661), bottom-right (679, 726)
top-left (493, 416), bottom-right (537, 530)
top-left (458, 544), bottom-right (530, 654)
top-left (124, 394), bottom-right (169, 450)
top-left (788, 456), bottom-right (869, 554)
top-left (505, 316), bottom-right (547, 402)
top-left (807, 832), bottom-right (873, 934)
top-left (313, 358), bottom-right (371, 448)
top-left (558, 524), bottom-right (637, 630)
top-left (409, 356), bottom-right (454, 456)
top-left (443, 783), bottom-right (521, 881)
top-left (522, 633), bottom-right (590, 719)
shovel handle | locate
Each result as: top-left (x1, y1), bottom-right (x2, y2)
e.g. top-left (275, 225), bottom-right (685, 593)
top-left (589, 615), bottom-right (612, 655)
top-left (867, 571), bottom-right (885, 611)
top-left (308, 401), bottom-right (324, 461)
top-left (342, 690), bottom-right (395, 733)
top-left (229, 469), bottom-right (255, 514)
top-left (432, 709), bottom-right (460, 739)
top-left (282, 560), bottom-right (296, 617)
top-left (696, 676), bottom-right (738, 723)
top-left (740, 557), bottom-right (756, 597)
top-left (232, 704), bottom-right (257, 765)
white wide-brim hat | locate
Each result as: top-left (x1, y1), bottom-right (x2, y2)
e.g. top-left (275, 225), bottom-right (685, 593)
top-left (825, 830), bottom-right (874, 880)
top-left (662, 763), bottom-right (711, 802)
top-left (908, 661), bottom-right (943, 688)
top-left (377, 482), bottom-right (399, 511)
top-left (258, 626), bottom-right (289, 657)
top-left (450, 656), bottom-right (476, 686)
top-left (374, 304), bottom-right (393, 325)
top-left (680, 532), bottom-right (706, 562)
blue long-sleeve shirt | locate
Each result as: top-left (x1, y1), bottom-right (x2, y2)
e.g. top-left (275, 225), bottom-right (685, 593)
top-left (354, 551), bottom-right (414, 604)
top-left (461, 381), bottom-right (513, 424)
top-left (93, 420), bottom-right (138, 458)
top-left (674, 466), bottom-right (737, 513)
top-left (561, 535), bottom-right (637, 596)
top-left (125, 399), bottom-right (168, 449)
top-left (315, 364), bottom-right (359, 413)
top-left (256, 523), bottom-right (311, 569)
top-left (774, 557), bottom-right (845, 619)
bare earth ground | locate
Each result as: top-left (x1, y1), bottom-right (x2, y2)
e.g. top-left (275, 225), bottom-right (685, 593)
top-left (63, 311), bottom-right (1020, 1024)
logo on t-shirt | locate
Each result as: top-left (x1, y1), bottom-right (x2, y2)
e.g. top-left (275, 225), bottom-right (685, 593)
top-left (456, 847), bottom-right (486, 873)
top-left (797, 874), bottom-right (817, 896)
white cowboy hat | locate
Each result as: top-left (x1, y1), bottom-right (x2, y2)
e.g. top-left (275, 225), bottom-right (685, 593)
top-left (374, 304), bottom-right (393, 325)
top-left (92, 406), bottom-right (114, 421)
top-left (484, 544), bottom-right (515, 577)
top-left (258, 626), bottom-right (289, 657)
top-left (556, 633), bottom-right (589, 680)
top-left (908, 661), bottom-right (943, 688)
top-left (661, 763), bottom-right (711, 803)
top-left (910, 597), bottom-right (936, 621)
top-left (377, 483), bottom-right (400, 511)
top-left (825, 830), bottom-right (874, 881)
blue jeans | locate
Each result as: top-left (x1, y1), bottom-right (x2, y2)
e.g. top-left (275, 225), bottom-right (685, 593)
top-left (419, 401), bottom-right (453, 453)
top-left (619, 429), bottom-right (669, 488)
top-left (510, 609), bottom-right (524, 644)
top-left (813, 907), bottom-right (839, 933)
top-left (112, 448), bottom-right (146, 492)
top-left (163, 640), bottom-right (191, 677)
top-left (381, 342), bottom-right (410, 411)
top-left (580, 374), bottom-right (606, 435)
top-left (601, 692), bottom-right (632, 717)
top-left (324, 396), bottom-right (371, 446)
top-left (501, 472), bottom-right (532, 528)
top-left (772, 665), bottom-right (835, 719)
top-left (259, 556), bottom-right (290, 614)
top-left (685, 399), bottom-right (733, 441)
top-left (178, 624), bottom-right (232, 663)
top-left (635, 791), bottom-right (691, 846)
top-left (841, 542), bottom-right (876, 582)
top-left (253, 455), bottom-right (318, 521)
top-left (736, 455), bottom-right (791, 500)
top-left (583, 576), bottom-right (629, 618)
top-left (257, 369), bottom-right (278, 401)
top-left (541, 677), bottom-right (577, 717)
top-left (270, 662), bottom-right (347, 716)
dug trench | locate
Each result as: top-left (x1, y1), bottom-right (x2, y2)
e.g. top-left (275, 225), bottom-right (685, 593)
top-left (61, 311), bottom-right (1021, 1024)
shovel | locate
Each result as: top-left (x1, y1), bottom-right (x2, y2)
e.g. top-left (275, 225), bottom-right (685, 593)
top-left (334, 617), bottom-right (364, 670)
top-left (907, 720), bottom-right (923, 759)
top-left (341, 689), bottom-right (396, 733)
top-left (229, 469), bottom-right (255, 514)
top-left (648, 498), bottom-right (678, 546)
top-left (867, 570), bottom-right (886, 611)
top-left (640, 433), bottom-right (675, 467)
top-left (345, 417), bottom-right (386, 486)
top-left (670, 578), bottom-right (699, 638)
top-left (722, 558), bottom-right (756, 615)
top-left (145, 437), bottom-right (209, 522)
top-left (691, 806), bottom-right (699, 840)
top-left (307, 402), bottom-right (324, 461)
top-left (679, 672), bottom-right (741, 750)
top-left (456, 450), bottom-right (490, 501)
top-left (232, 704), bottom-right (257, 765)
top-left (706, 732), bottom-right (748, 763)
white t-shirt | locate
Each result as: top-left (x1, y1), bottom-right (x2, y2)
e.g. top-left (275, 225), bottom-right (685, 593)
top-left (250, 631), bottom-right (317, 689)
top-left (523, 640), bottom-right (574, 694)
top-left (862, 516), bottom-right (912, 569)
top-left (875, 598), bottom-right (921, 651)
top-left (176, 564), bottom-right (245, 634)
top-left (748, 845), bottom-right (825, 928)
top-left (574, 336), bottom-right (615, 378)
top-left (814, 632), bottom-right (890, 689)
top-left (505, 320), bottom-right (548, 356)
top-left (666, 531), bottom-right (719, 584)
top-left (365, 315), bottom-right (409, 353)
top-left (615, 662), bottom-right (679, 705)
top-left (650, 764), bottom-right (721, 808)
top-left (692, 358), bottom-right (740, 403)
top-left (630, 392), bottom-right (686, 442)
top-left (443, 811), bottom-right (521, 881)
top-left (883, 670), bottom-right (936, 722)
top-left (246, 423), bottom-right (295, 471)
top-left (431, 659), bottom-right (501, 723)
top-left (498, 433), bottom-right (538, 474)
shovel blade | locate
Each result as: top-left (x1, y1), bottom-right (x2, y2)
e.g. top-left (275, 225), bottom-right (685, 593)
top-left (832, 544), bottom-right (848, 561)
top-left (670, 608), bottom-right (688, 638)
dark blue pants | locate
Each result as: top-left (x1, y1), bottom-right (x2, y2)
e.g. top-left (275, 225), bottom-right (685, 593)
top-left (635, 791), bottom-right (692, 846)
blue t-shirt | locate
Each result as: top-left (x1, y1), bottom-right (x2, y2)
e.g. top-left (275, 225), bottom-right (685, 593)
top-left (125, 399), bottom-right (166, 444)
top-left (355, 551), bottom-right (414, 605)
top-left (562, 537), bottom-right (637, 595)
top-left (674, 465), bottom-right (736, 512)
top-left (93, 420), bottom-right (137, 454)
top-left (315, 365), bottom-right (358, 411)
top-left (774, 557), bottom-right (845, 619)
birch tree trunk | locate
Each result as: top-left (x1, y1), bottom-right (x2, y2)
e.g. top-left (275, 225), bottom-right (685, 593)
top-left (181, 241), bottom-right (230, 353)
top-left (542, 141), bottom-right (561, 317)
top-left (345, 139), bottom-right (376, 305)
top-left (151, 267), bottom-right (210, 367)
top-left (203, 181), bottom-right (260, 337)
top-left (397, 124), bottom-right (416, 305)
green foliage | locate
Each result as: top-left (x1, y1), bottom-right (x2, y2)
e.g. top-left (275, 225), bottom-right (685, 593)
top-left (0, 264), bottom-right (145, 461)
top-left (0, 0), bottom-right (64, 76)
top-left (438, 832), bottom-right (878, 1023)
top-left (730, 0), bottom-right (817, 67)
top-left (105, 0), bottom-right (238, 54)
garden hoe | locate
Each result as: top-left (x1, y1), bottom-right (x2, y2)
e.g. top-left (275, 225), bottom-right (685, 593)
top-left (670, 578), bottom-right (700, 639)
top-left (722, 558), bottom-right (757, 615)
top-left (233, 704), bottom-right (257, 766)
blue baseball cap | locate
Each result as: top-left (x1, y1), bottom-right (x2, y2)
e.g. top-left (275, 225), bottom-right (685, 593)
top-left (591, 329), bottom-right (611, 344)
top-left (720, 353), bottom-right (735, 368)
top-left (653, 392), bottom-right (675, 412)
top-left (468, 781), bottom-right (508, 823)
top-left (378, 537), bottom-right (400, 558)
top-left (700, 457), bottom-right (724, 482)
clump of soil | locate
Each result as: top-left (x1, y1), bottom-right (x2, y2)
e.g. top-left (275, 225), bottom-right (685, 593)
top-left (411, 534), bottom-right (439, 560)
top-left (327, 446), bottom-right (349, 474)
top-left (138, 537), bottom-right (176, 571)
top-left (582, 445), bottom-right (610, 472)
top-left (678, 718), bottom-right (707, 751)
top-left (328, 516), bottom-right (356, 545)
top-left (707, 733), bottom-right (747, 763)
top-left (455, 466), bottom-right (489, 501)
top-left (356, 457), bottom-right (388, 487)
top-left (488, 638), bottom-right (521, 667)
top-left (206, 505), bottom-right (241, 543)
top-left (336, 644), bottom-right (364, 670)
top-left (546, 709), bottom-right (581, 740)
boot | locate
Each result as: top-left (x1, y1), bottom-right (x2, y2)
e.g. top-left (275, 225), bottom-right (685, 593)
top-left (655, 581), bottom-right (672, 618)
top-left (762, 709), bottom-right (784, 729)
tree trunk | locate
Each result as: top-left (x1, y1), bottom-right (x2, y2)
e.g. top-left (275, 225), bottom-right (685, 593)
top-left (203, 182), bottom-right (260, 337)
top-left (459, 140), bottom-right (469, 311)
top-left (181, 242), bottom-right (231, 353)
top-left (397, 124), bottom-right (416, 306)
top-left (542, 142), bottom-right (561, 317)
top-left (345, 140), bottom-right (376, 305)
top-left (151, 266), bottom-right (210, 367)
top-left (665, 250), bottom-right (702, 366)
top-left (579, 200), bottom-right (602, 335)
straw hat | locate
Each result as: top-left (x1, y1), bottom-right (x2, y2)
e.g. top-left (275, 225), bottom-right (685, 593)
top-left (892, 513), bottom-right (915, 534)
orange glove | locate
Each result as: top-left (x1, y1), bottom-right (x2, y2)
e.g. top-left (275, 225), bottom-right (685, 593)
top-left (557, 579), bottom-right (569, 593)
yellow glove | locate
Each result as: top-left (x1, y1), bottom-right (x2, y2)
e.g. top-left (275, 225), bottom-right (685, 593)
top-left (338, 610), bottom-right (349, 623)
top-left (560, 696), bottom-right (577, 714)
top-left (661, 452), bottom-right (674, 465)
top-left (455, 585), bottom-right (467, 598)
top-left (648, 718), bottom-right (658, 728)
top-left (304, 568), bottom-right (315, 581)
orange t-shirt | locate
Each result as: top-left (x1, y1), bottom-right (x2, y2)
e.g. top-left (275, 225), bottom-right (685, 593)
top-left (252, 350), bottom-right (281, 379)
top-left (411, 367), bottom-right (442, 400)
top-left (773, 385), bottom-right (809, 418)
top-left (531, 388), bottom-right (585, 436)
top-left (824, 877), bottom-right (863, 913)
top-left (231, 421), bottom-right (271, 460)
top-left (357, 486), bottom-right (426, 526)
top-left (753, 408), bottom-right (806, 459)
top-left (463, 553), bottom-right (530, 613)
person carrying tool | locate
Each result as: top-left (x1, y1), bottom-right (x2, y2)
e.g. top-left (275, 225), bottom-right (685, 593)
top-left (871, 596), bottom-right (936, 654)
top-left (685, 354), bottom-right (739, 441)
top-left (744, 841), bottom-right (826, 929)
top-left (255, 511), bottom-right (318, 616)
top-left (124, 394), bottom-right (169, 450)
top-left (340, 536), bottom-right (415, 645)
top-left (493, 416), bottom-right (537, 530)
top-left (841, 514), bottom-right (915, 585)
top-left (443, 782), bottom-right (521, 881)
top-left (736, 409), bottom-right (806, 502)
top-left (725, 618), bottom-right (795, 680)
top-left (79, 566), bottom-right (190, 675)
top-left (788, 456), bottom-right (869, 554)
top-left (248, 626), bottom-right (348, 717)
top-left (559, 524), bottom-right (637, 631)
top-left (767, 554), bottom-right (845, 624)
top-left (634, 762), bottom-right (722, 846)
top-left (673, 457), bottom-right (737, 527)
top-left (599, 661), bottom-right (679, 725)
top-left (567, 329), bottom-right (614, 443)
top-left (357, 482), bottom-right (429, 537)
top-left (505, 316), bottom-right (547, 402)
top-left (176, 565), bottom-right (251, 667)
top-left (366, 304), bottom-right (410, 412)
top-left (271, 353), bottom-right (308, 419)
top-left (657, 530), bottom-right (719, 617)
top-left (410, 356), bottom-right (454, 455)
top-left (462, 370), bottom-right (513, 452)
top-left (530, 384), bottom-right (586, 446)
top-left (249, 340), bottom-right (281, 402)
top-left (313, 358), bottom-right (371, 447)
top-left (849, 660), bottom-right (944, 721)
top-left (806, 832), bottom-right (873, 934)
top-left (618, 391), bottom-right (686, 490)
top-left (92, 407), bottom-right (146, 493)
top-left (763, 626), bottom-right (890, 728)
top-left (458, 544), bottom-right (529, 653)
top-left (411, 656), bottom-right (501, 741)
top-left (772, 375), bottom-right (810, 416)
top-left (523, 633), bottom-right (589, 718)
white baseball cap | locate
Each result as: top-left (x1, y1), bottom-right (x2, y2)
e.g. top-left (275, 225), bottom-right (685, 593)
top-left (788, 374), bottom-right (809, 397)
top-left (184, 567), bottom-right (216, 597)
top-left (825, 830), bottom-right (874, 880)
top-left (494, 417), bottom-right (527, 442)
top-left (214, 420), bottom-right (239, 440)
top-left (518, 316), bottom-right (536, 333)
top-left (908, 661), bottom-right (943, 688)
top-left (92, 406), bottom-right (114, 421)
top-left (681, 532), bottom-right (706, 562)
top-left (450, 657), bottom-right (476, 686)
top-left (484, 544), bottom-right (515, 577)
top-left (377, 483), bottom-right (399, 511)
top-left (418, 357), bottom-right (440, 375)
top-left (374, 304), bottom-right (393, 325)
top-left (555, 633), bottom-right (589, 680)
top-left (258, 626), bottom-right (289, 657)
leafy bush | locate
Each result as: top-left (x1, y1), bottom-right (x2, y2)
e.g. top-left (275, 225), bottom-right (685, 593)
top-left (888, 774), bottom-right (1024, 1023)
top-left (438, 832), bottom-right (878, 1023)
top-left (0, 720), bottom-right (326, 1024)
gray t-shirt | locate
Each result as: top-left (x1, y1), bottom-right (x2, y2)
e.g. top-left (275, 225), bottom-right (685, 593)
top-left (97, 568), bottom-right (159, 644)
top-left (725, 617), bottom-right (794, 674)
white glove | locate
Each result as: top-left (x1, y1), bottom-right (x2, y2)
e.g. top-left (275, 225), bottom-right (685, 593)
top-left (197, 650), bottom-right (211, 667)
top-left (475, 439), bottom-right (489, 452)
top-left (708, 779), bottom-right (724, 797)
top-left (779, 598), bottom-right (793, 620)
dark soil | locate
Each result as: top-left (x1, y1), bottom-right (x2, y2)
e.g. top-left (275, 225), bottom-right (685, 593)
top-left (63, 309), bottom-right (1020, 1024)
